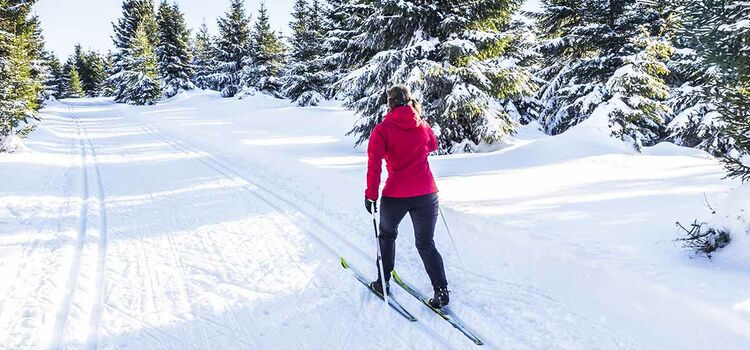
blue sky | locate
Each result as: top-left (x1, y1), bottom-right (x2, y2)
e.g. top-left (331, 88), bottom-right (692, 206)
top-left (37, 0), bottom-right (541, 60)
top-left (36, 0), bottom-right (295, 59)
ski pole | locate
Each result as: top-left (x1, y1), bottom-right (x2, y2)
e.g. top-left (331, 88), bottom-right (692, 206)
top-left (439, 207), bottom-right (465, 271)
top-left (370, 201), bottom-right (390, 305)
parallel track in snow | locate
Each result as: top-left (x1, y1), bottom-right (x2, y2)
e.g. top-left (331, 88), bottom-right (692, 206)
top-left (48, 111), bottom-right (109, 350)
top-left (129, 118), bottom-right (458, 350)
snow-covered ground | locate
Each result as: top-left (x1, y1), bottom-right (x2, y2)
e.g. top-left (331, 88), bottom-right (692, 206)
top-left (1, 91), bottom-right (749, 349)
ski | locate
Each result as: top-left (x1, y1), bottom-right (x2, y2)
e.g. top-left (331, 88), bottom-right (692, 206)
top-left (340, 257), bottom-right (417, 322)
top-left (391, 270), bottom-right (484, 346)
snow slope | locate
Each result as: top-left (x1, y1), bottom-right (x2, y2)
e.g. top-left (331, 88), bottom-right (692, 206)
top-left (1, 91), bottom-right (749, 349)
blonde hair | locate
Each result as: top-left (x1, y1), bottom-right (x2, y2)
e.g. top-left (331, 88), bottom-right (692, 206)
top-left (387, 85), bottom-right (423, 116)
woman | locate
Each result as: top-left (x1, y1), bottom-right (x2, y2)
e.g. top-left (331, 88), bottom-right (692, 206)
top-left (364, 85), bottom-right (449, 308)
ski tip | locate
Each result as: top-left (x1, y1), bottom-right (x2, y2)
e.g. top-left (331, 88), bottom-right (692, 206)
top-left (340, 257), bottom-right (349, 269)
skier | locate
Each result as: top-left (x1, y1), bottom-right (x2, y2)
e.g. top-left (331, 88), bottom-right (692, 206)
top-left (364, 84), bottom-right (450, 309)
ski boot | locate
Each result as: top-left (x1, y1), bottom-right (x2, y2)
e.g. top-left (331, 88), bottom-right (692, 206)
top-left (370, 280), bottom-right (390, 296)
top-left (428, 287), bottom-right (450, 309)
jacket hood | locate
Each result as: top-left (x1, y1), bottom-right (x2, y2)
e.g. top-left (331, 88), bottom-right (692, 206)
top-left (385, 106), bottom-right (422, 130)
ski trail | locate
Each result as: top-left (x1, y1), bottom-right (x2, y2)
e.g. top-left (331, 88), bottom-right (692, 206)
top-left (111, 108), bottom-right (251, 349)
top-left (47, 111), bottom-right (109, 349)
top-left (48, 117), bottom-right (90, 350)
top-left (104, 106), bottom-right (260, 349)
top-left (74, 115), bottom-right (109, 350)
top-left (134, 120), bottom-right (457, 349)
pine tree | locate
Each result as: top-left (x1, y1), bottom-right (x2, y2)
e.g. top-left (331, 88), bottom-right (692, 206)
top-left (66, 64), bottom-right (85, 98)
top-left (25, 15), bottom-right (48, 106)
top-left (72, 45), bottom-right (108, 97)
top-left (0, 0), bottom-right (44, 151)
top-left (321, 0), bottom-right (376, 98)
top-left (681, 1), bottom-right (750, 180)
top-left (120, 22), bottom-right (162, 104)
top-left (281, 0), bottom-right (327, 106)
top-left (101, 50), bottom-right (117, 96)
top-left (664, 13), bottom-right (729, 156)
top-left (109, 0), bottom-right (160, 104)
top-left (532, 0), bottom-right (676, 150)
top-left (339, 0), bottom-right (535, 152)
top-left (42, 51), bottom-right (64, 99)
top-left (156, 0), bottom-right (194, 98)
top-left (85, 51), bottom-right (109, 96)
top-left (213, 0), bottom-right (252, 97)
top-left (191, 20), bottom-right (215, 90)
top-left (241, 2), bottom-right (285, 97)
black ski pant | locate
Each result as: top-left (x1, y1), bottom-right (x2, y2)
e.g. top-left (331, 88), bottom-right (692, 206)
top-left (376, 193), bottom-right (448, 290)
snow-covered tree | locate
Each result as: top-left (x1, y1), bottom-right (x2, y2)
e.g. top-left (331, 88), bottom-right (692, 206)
top-left (321, 0), bottom-right (376, 98)
top-left (696, 1), bottom-right (750, 180)
top-left (71, 45), bottom-right (108, 97)
top-left (281, 0), bottom-right (327, 106)
top-left (109, 0), bottom-right (160, 104)
top-left (241, 2), bottom-right (285, 97)
top-left (213, 0), bottom-right (252, 97)
top-left (101, 50), bottom-right (117, 96)
top-left (191, 21), bottom-right (215, 90)
top-left (532, 0), bottom-right (677, 150)
top-left (156, 0), bottom-right (194, 98)
top-left (25, 15), bottom-right (48, 106)
top-left (0, 0), bottom-right (44, 152)
top-left (339, 0), bottom-right (536, 152)
top-left (65, 64), bottom-right (85, 98)
top-left (42, 51), bottom-right (64, 99)
top-left (664, 47), bottom-right (729, 156)
top-left (119, 22), bottom-right (162, 104)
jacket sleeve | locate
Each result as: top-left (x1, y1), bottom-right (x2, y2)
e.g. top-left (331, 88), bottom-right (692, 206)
top-left (365, 127), bottom-right (386, 201)
top-left (427, 127), bottom-right (439, 153)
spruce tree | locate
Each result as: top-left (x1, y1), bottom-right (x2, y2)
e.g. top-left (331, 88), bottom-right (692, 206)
top-left (532, 0), bottom-right (676, 150)
top-left (72, 45), bottom-right (108, 97)
top-left (25, 15), bottom-right (48, 106)
top-left (120, 22), bottom-right (162, 104)
top-left (213, 0), bottom-right (252, 97)
top-left (241, 2), bottom-right (285, 97)
top-left (101, 50), bottom-right (117, 96)
top-left (281, 0), bottom-right (327, 106)
top-left (664, 11), bottom-right (730, 156)
top-left (156, 1), bottom-right (194, 97)
top-left (86, 51), bottom-right (108, 96)
top-left (0, 0), bottom-right (44, 151)
top-left (66, 64), bottom-right (85, 98)
top-left (42, 51), bottom-right (64, 99)
top-left (321, 0), bottom-right (376, 98)
top-left (340, 0), bottom-right (535, 152)
top-left (109, 0), bottom-right (160, 104)
top-left (681, 1), bottom-right (750, 180)
top-left (191, 20), bottom-right (215, 90)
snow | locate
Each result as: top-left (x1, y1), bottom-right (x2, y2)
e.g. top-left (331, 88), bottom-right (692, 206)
top-left (705, 184), bottom-right (750, 264)
top-left (2, 91), bottom-right (750, 349)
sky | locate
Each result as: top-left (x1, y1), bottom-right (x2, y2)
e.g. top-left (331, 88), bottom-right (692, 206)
top-left (36, 0), bottom-right (296, 59)
top-left (37, 0), bottom-right (541, 60)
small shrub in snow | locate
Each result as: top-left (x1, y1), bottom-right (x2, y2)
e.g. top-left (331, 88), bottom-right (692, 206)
top-left (676, 221), bottom-right (731, 258)
top-left (678, 186), bottom-right (750, 258)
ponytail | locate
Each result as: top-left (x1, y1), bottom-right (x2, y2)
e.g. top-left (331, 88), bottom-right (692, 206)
top-left (387, 85), bottom-right (423, 116)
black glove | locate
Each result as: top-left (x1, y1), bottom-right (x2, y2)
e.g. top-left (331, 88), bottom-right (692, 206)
top-left (365, 198), bottom-right (377, 214)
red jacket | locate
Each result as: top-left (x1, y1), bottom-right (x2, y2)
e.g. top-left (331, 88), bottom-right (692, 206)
top-left (365, 106), bottom-right (439, 201)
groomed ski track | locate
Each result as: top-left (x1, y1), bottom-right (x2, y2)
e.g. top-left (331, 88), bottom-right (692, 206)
top-left (4, 93), bottom-right (745, 349)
